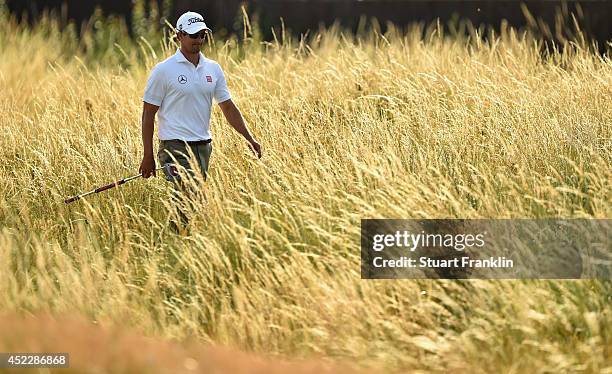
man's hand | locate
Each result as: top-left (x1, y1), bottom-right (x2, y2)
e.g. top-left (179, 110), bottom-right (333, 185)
top-left (139, 154), bottom-right (156, 178)
top-left (249, 140), bottom-right (262, 159)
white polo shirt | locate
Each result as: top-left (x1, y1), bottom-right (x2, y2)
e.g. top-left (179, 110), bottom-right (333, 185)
top-left (143, 49), bottom-right (231, 141)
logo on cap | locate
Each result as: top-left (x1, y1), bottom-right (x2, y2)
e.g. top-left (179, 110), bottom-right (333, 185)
top-left (187, 17), bottom-right (203, 25)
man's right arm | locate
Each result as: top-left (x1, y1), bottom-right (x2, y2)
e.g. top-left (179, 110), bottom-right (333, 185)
top-left (139, 102), bottom-right (159, 178)
top-left (140, 63), bottom-right (166, 178)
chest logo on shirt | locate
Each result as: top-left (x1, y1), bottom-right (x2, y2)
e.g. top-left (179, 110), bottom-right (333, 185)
top-left (206, 75), bottom-right (213, 83)
top-left (178, 75), bottom-right (187, 84)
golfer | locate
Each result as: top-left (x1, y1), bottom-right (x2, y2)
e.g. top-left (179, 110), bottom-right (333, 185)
top-left (139, 10), bottom-right (261, 183)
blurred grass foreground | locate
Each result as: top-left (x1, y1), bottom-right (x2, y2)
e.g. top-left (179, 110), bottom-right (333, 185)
top-left (0, 1), bottom-right (610, 373)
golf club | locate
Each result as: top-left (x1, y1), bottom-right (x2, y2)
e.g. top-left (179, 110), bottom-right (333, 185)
top-left (64, 163), bottom-right (179, 204)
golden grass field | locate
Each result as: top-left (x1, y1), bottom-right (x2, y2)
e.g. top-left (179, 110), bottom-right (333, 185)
top-left (0, 4), bottom-right (610, 373)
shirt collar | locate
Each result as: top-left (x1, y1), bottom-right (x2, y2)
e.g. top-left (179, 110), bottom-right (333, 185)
top-left (174, 49), bottom-right (206, 67)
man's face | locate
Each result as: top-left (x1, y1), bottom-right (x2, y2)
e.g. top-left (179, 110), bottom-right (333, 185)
top-left (178, 31), bottom-right (207, 53)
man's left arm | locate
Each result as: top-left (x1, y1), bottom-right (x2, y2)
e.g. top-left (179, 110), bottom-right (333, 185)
top-left (218, 99), bottom-right (262, 159)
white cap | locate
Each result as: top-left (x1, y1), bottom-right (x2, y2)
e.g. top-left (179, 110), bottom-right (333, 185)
top-left (176, 11), bottom-right (211, 34)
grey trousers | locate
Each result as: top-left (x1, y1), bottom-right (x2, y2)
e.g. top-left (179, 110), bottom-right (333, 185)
top-left (158, 139), bottom-right (212, 182)
top-left (157, 139), bottom-right (212, 228)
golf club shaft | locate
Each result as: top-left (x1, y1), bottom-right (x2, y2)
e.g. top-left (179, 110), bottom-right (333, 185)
top-left (64, 166), bottom-right (163, 204)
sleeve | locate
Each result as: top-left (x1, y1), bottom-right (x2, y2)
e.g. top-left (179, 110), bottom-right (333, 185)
top-left (213, 64), bottom-right (232, 104)
top-left (143, 64), bottom-right (167, 106)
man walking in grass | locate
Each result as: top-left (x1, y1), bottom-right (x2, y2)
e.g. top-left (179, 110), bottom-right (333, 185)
top-left (139, 11), bottom-right (261, 229)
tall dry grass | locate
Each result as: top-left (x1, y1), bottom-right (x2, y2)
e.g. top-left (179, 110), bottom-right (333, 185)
top-left (0, 314), bottom-right (355, 374)
top-left (0, 4), bottom-right (610, 373)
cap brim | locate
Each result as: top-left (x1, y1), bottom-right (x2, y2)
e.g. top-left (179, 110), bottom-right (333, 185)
top-left (183, 24), bottom-right (211, 34)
